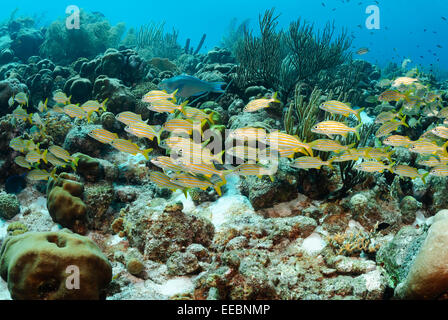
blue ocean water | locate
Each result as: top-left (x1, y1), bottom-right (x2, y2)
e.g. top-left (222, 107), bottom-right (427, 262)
top-left (1, 0), bottom-right (447, 76)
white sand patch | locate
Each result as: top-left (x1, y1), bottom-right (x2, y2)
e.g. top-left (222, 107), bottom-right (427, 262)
top-left (208, 194), bottom-right (254, 230)
top-left (301, 233), bottom-right (327, 255)
top-left (360, 111), bottom-right (374, 124)
top-left (27, 196), bottom-right (48, 215)
top-left (364, 269), bottom-right (383, 291)
top-left (0, 219), bottom-right (7, 240)
top-left (0, 278), bottom-right (11, 300)
top-left (173, 190), bottom-right (195, 214)
top-left (413, 210), bottom-right (430, 227)
top-left (156, 276), bottom-right (195, 297)
top-left (348, 220), bottom-right (365, 231)
top-left (109, 234), bottom-right (124, 246)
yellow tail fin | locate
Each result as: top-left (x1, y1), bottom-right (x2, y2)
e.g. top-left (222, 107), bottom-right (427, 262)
top-left (42, 149), bottom-right (48, 164)
top-left (141, 148), bottom-right (153, 160)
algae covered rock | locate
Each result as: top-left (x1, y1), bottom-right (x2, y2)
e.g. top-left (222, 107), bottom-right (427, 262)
top-left (239, 159), bottom-right (299, 210)
top-left (376, 225), bottom-right (427, 288)
top-left (93, 76), bottom-right (136, 114)
top-left (166, 251), bottom-right (201, 276)
top-left (63, 76), bottom-right (92, 103)
top-left (0, 229), bottom-right (112, 300)
top-left (124, 201), bottom-right (215, 263)
top-left (0, 192), bottom-right (20, 220)
top-left (84, 182), bottom-right (115, 232)
top-left (46, 173), bottom-right (87, 234)
top-left (63, 125), bottom-right (105, 157)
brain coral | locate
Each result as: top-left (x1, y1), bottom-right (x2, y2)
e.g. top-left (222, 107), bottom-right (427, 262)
top-left (0, 192), bottom-right (20, 220)
top-left (0, 229), bottom-right (112, 300)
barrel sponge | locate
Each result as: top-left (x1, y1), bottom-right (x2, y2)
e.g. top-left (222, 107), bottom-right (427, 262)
top-left (0, 229), bottom-right (112, 300)
top-left (47, 173), bottom-right (87, 234)
top-left (395, 210), bottom-right (448, 299)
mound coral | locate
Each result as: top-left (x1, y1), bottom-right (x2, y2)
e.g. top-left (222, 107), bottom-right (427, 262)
top-left (46, 173), bottom-right (87, 234)
top-left (0, 229), bottom-right (112, 300)
top-left (92, 76), bottom-right (136, 115)
top-left (79, 49), bottom-right (148, 86)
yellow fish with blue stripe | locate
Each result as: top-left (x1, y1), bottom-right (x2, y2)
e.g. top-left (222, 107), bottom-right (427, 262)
top-left (431, 126), bottom-right (448, 140)
top-left (409, 140), bottom-right (448, 157)
top-left (151, 156), bottom-right (184, 172)
top-left (267, 131), bottom-right (313, 157)
top-left (14, 92), bottom-right (29, 106)
top-left (375, 117), bottom-right (409, 138)
top-left (37, 99), bottom-right (48, 113)
top-left (383, 135), bottom-right (413, 148)
top-left (143, 89), bottom-right (178, 104)
top-left (9, 138), bottom-right (27, 152)
top-left (164, 119), bottom-right (203, 135)
top-left (147, 99), bottom-right (187, 114)
top-left (48, 145), bottom-right (78, 166)
top-left (110, 139), bottom-right (153, 160)
top-left (12, 107), bottom-right (32, 123)
top-left (125, 122), bottom-right (162, 144)
top-left (53, 92), bottom-right (71, 105)
top-left (88, 128), bottom-right (119, 144)
top-left (312, 121), bottom-right (361, 140)
top-left (243, 92), bottom-right (281, 113)
top-left (64, 104), bottom-right (88, 120)
top-left (355, 161), bottom-right (395, 173)
top-left (309, 139), bottom-right (355, 153)
top-left (150, 171), bottom-right (185, 191)
top-left (182, 107), bottom-right (215, 123)
top-left (25, 149), bottom-right (48, 164)
top-left (170, 173), bottom-right (223, 196)
top-left (27, 168), bottom-right (57, 181)
top-left (81, 99), bottom-right (108, 116)
top-left (46, 152), bottom-right (70, 168)
top-left (319, 100), bottom-right (364, 122)
top-left (14, 156), bottom-right (32, 169)
top-left (176, 158), bottom-right (232, 182)
top-left (429, 165), bottom-right (448, 177)
top-left (393, 165), bottom-right (428, 184)
top-left (232, 163), bottom-right (275, 181)
top-left (115, 111), bottom-right (146, 126)
top-left (291, 156), bottom-right (334, 170)
top-left (227, 127), bottom-right (268, 144)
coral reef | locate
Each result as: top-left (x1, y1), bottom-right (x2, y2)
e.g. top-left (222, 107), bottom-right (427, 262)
top-left (0, 6), bottom-right (447, 302)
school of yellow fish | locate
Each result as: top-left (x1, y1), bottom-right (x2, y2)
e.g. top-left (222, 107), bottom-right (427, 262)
top-left (8, 91), bottom-right (104, 181)
top-left (6, 77), bottom-right (448, 196)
